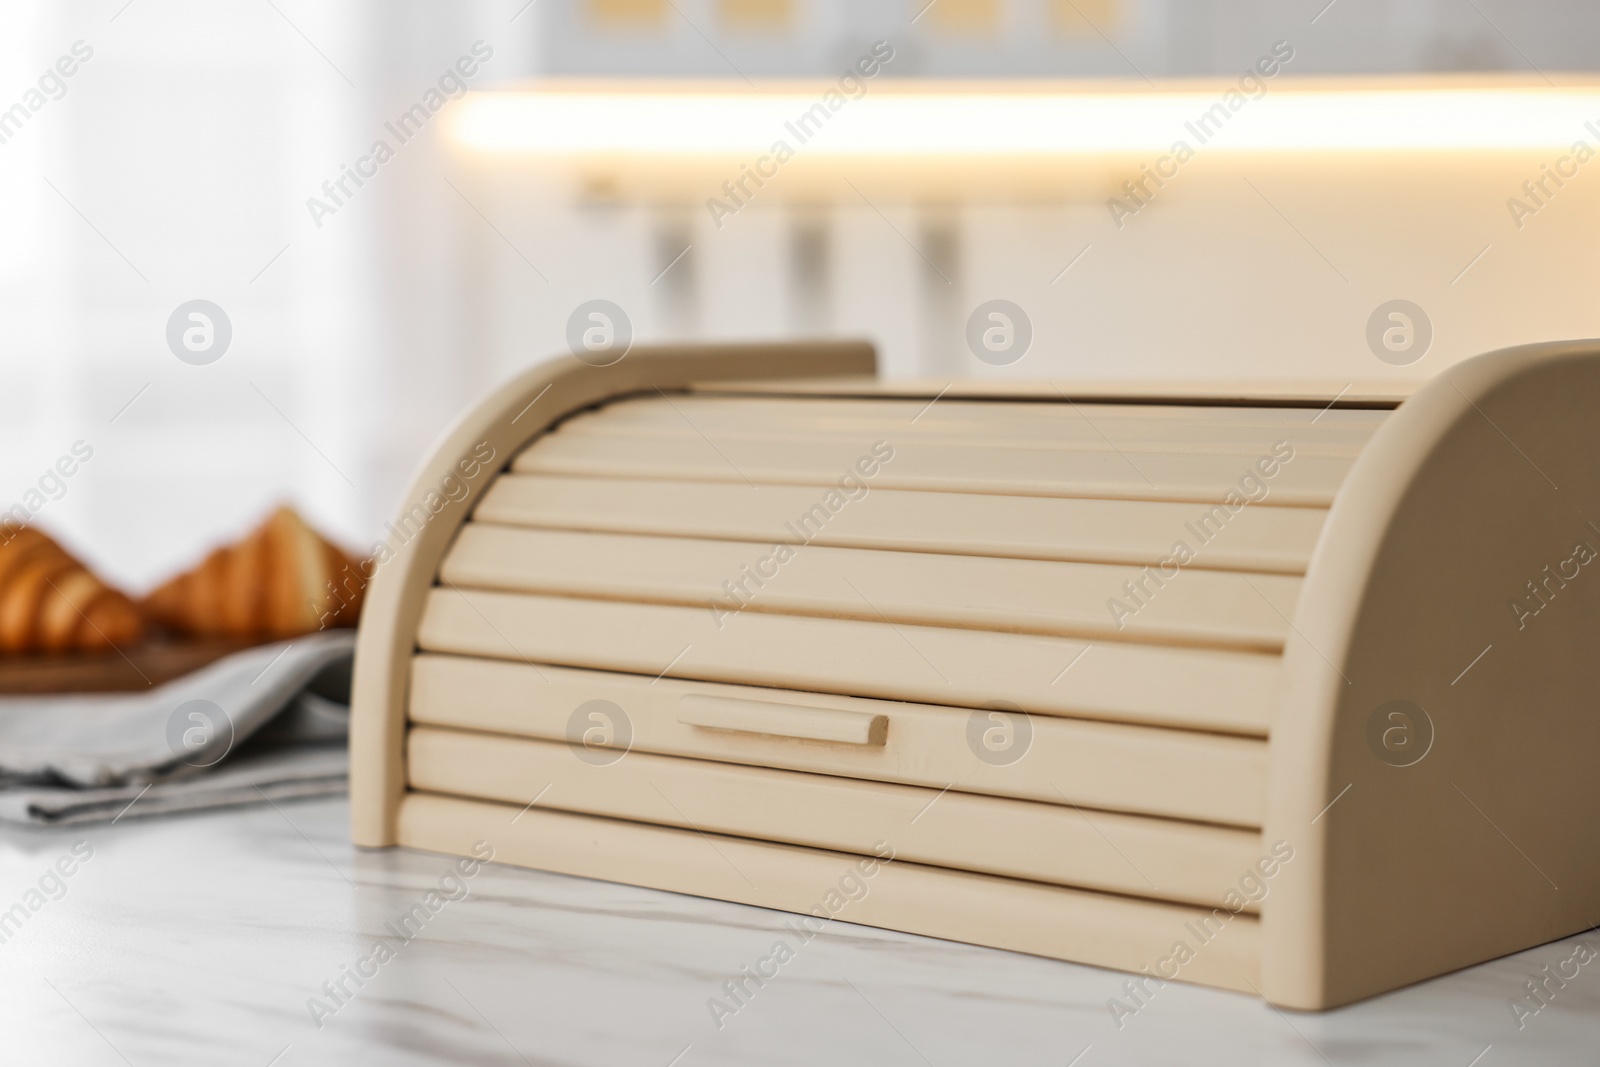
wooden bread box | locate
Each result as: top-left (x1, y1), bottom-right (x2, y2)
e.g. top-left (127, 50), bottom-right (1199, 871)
top-left (350, 339), bottom-right (1600, 1009)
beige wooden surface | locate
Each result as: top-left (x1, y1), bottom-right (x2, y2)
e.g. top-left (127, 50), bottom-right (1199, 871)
top-left (512, 431), bottom-right (1353, 506)
top-left (676, 693), bottom-right (888, 745)
top-left (406, 726), bottom-right (1262, 909)
top-left (398, 791), bottom-right (1263, 994)
top-left (577, 394), bottom-right (1393, 429)
top-left (361, 340), bottom-right (1600, 1008)
top-left (407, 653), bottom-right (1269, 825)
top-left (441, 524), bottom-right (1303, 651)
top-left (350, 341), bottom-right (877, 847)
top-left (554, 396), bottom-right (1381, 456)
top-left (474, 474), bottom-right (1329, 574)
top-left (1264, 340), bottom-right (1600, 1008)
top-left (414, 587), bottom-right (1282, 737)
top-left (687, 375), bottom-right (1413, 407)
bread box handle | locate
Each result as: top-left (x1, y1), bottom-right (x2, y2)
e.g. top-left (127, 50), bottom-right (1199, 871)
top-left (678, 694), bottom-right (888, 746)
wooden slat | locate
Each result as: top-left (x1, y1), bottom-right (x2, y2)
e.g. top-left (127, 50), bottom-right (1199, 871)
top-left (688, 374), bottom-right (1409, 408)
top-left (408, 654), bottom-right (1269, 824)
top-left (474, 474), bottom-right (1327, 574)
top-left (627, 393), bottom-right (1391, 428)
top-left (569, 425), bottom-right (1364, 459)
top-left (442, 524), bottom-right (1301, 652)
top-left (415, 588), bottom-right (1280, 736)
top-left (407, 726), bottom-right (1262, 909)
top-left (399, 792), bottom-right (1262, 993)
top-left (512, 433), bottom-right (1350, 506)
top-left (560, 396), bottom-right (1379, 455)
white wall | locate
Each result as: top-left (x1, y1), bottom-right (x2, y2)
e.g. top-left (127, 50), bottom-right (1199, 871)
top-left (0, 0), bottom-right (527, 589)
top-left (446, 149), bottom-right (1600, 386)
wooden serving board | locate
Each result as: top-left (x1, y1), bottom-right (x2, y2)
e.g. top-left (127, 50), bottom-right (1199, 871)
top-left (0, 638), bottom-right (258, 694)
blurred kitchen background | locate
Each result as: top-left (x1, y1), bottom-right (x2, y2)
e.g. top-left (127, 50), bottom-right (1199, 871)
top-left (2, 0), bottom-right (1597, 590)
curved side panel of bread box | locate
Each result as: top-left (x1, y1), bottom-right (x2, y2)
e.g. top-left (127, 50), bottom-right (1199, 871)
top-left (1265, 341), bottom-right (1600, 1008)
top-left (349, 342), bottom-right (877, 846)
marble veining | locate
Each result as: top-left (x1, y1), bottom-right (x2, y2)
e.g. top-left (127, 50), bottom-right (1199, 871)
top-left (0, 796), bottom-right (1593, 1065)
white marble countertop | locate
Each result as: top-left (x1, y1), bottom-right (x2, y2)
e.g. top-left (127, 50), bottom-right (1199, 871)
top-left (0, 795), bottom-right (1593, 1066)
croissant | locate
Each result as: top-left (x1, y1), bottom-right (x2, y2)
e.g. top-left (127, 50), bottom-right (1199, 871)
top-left (142, 505), bottom-right (366, 639)
top-left (0, 525), bottom-right (145, 654)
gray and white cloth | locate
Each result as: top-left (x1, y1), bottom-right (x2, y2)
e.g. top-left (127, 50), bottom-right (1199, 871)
top-left (0, 631), bottom-right (354, 826)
